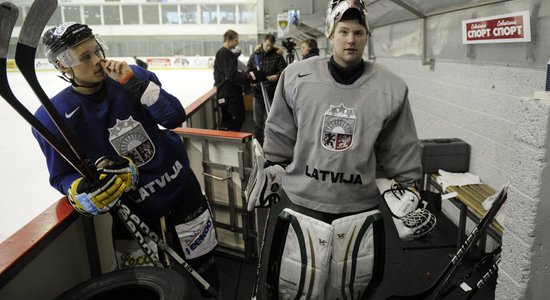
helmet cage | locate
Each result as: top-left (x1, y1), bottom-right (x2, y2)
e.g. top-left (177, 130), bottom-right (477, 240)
top-left (325, 0), bottom-right (370, 38)
top-left (55, 35), bottom-right (107, 68)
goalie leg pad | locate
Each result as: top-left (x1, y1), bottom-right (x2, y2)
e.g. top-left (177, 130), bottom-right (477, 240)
top-left (328, 209), bottom-right (384, 300)
top-left (273, 208), bottom-right (333, 300)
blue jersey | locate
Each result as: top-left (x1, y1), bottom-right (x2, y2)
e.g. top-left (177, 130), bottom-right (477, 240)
top-left (33, 66), bottom-right (194, 218)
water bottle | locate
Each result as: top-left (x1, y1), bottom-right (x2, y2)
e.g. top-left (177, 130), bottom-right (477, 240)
top-left (546, 59), bottom-right (550, 92)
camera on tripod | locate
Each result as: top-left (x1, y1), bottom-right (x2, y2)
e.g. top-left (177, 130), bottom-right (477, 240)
top-left (281, 37), bottom-right (297, 64)
top-left (282, 38), bottom-right (296, 52)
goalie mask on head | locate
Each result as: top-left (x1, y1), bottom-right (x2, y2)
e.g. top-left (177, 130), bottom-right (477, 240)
top-left (325, 0), bottom-right (370, 38)
top-left (42, 22), bottom-right (107, 69)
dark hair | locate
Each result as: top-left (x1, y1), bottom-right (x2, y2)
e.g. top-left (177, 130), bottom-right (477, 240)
top-left (340, 8), bottom-right (367, 29)
top-left (223, 29), bottom-right (239, 42)
top-left (304, 38), bottom-right (318, 50)
top-left (264, 33), bottom-right (276, 43)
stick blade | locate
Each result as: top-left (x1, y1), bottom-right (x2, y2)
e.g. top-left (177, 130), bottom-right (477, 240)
top-left (18, 0), bottom-right (58, 48)
top-left (0, 2), bottom-right (19, 59)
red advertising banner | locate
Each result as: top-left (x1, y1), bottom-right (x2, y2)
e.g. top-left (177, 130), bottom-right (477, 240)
top-left (462, 11), bottom-right (531, 44)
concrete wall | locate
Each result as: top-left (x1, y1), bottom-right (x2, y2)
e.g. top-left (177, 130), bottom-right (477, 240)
top-left (375, 56), bottom-right (548, 299)
top-left (370, 0), bottom-right (550, 298)
top-left (506, 94), bottom-right (550, 299)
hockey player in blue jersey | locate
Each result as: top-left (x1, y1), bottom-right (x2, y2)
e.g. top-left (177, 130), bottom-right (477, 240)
top-left (33, 22), bottom-right (220, 297)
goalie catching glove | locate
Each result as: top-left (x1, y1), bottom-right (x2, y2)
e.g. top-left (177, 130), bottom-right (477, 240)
top-left (245, 139), bottom-right (286, 211)
top-left (67, 156), bottom-right (139, 216)
top-left (383, 181), bottom-right (437, 241)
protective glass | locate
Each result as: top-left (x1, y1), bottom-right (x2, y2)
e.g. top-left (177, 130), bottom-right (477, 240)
top-left (56, 35), bottom-right (108, 68)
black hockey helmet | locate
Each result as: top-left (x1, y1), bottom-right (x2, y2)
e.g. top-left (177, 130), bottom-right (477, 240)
top-left (42, 22), bottom-right (99, 67)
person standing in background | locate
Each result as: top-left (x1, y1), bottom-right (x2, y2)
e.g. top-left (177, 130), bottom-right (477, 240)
top-left (300, 38), bottom-right (320, 60)
top-left (232, 46), bottom-right (247, 72)
top-left (246, 34), bottom-right (287, 145)
top-left (133, 55), bottom-right (148, 69)
top-left (214, 29), bottom-right (250, 131)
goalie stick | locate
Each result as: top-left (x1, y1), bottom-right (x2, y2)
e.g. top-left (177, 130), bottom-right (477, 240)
top-left (386, 182), bottom-right (508, 300)
top-left (1, 2), bottom-right (219, 298)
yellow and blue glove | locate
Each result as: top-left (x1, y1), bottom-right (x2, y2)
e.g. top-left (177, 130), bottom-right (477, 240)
top-left (67, 156), bottom-right (138, 216)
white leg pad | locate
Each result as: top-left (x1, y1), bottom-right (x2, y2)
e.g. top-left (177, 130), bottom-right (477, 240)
top-left (278, 208), bottom-right (333, 300)
top-left (328, 210), bottom-right (381, 299)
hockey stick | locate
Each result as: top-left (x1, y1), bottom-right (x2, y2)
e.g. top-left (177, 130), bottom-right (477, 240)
top-left (250, 207), bottom-right (272, 299)
top-left (437, 246), bottom-right (501, 300)
top-left (254, 53), bottom-right (271, 113)
top-left (463, 253), bottom-right (501, 300)
top-left (114, 202), bottom-right (221, 299)
top-left (9, 0), bottom-right (163, 271)
top-left (3, 2), bottom-right (219, 298)
top-left (386, 182), bottom-right (508, 300)
top-left (0, 3), bottom-right (88, 178)
top-left (15, 0), bottom-right (96, 180)
top-left (10, 0), bottom-right (159, 261)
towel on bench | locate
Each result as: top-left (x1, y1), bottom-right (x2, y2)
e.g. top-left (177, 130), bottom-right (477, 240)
top-left (436, 169), bottom-right (482, 191)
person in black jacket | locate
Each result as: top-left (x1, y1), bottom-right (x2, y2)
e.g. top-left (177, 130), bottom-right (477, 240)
top-left (133, 55), bottom-right (148, 69)
top-left (300, 38), bottom-right (320, 60)
top-left (214, 30), bottom-right (252, 131)
top-left (246, 34), bottom-right (287, 145)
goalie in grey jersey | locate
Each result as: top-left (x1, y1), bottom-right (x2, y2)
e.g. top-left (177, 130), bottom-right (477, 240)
top-left (245, 0), bottom-right (430, 299)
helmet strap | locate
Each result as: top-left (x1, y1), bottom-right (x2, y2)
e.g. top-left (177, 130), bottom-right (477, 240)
top-left (58, 71), bottom-right (102, 89)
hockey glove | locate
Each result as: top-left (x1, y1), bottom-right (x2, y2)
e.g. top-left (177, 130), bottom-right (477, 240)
top-left (383, 181), bottom-right (420, 219)
top-left (67, 156), bottom-right (139, 216)
top-left (383, 180), bottom-right (437, 241)
top-left (245, 139), bottom-right (286, 211)
top-left (248, 70), bottom-right (268, 82)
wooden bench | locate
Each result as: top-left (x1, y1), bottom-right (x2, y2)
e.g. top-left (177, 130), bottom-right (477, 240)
top-left (427, 175), bottom-right (503, 253)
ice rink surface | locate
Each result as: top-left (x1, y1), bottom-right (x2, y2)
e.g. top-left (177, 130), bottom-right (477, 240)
top-left (0, 68), bottom-right (214, 242)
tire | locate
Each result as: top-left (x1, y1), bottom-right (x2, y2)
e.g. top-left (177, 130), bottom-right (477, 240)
top-left (55, 267), bottom-right (193, 300)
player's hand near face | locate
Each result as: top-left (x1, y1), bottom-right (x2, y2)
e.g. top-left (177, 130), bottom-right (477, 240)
top-left (101, 59), bottom-right (134, 84)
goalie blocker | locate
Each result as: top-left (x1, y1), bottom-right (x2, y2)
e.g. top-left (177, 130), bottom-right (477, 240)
top-left (264, 196), bottom-right (385, 300)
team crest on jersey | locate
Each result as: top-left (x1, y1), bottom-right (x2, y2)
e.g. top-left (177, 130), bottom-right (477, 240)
top-left (108, 117), bottom-right (155, 166)
top-left (321, 103), bottom-right (356, 151)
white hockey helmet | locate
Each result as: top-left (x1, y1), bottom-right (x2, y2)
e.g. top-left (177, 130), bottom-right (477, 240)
top-left (325, 0), bottom-right (370, 38)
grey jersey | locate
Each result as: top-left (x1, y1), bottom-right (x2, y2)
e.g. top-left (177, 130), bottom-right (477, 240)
top-left (263, 57), bottom-right (422, 214)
